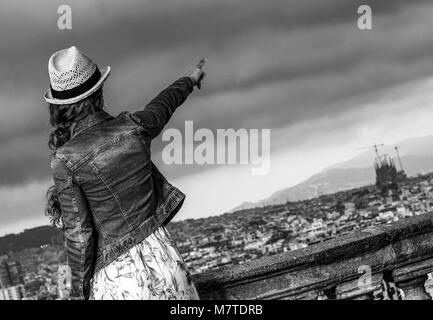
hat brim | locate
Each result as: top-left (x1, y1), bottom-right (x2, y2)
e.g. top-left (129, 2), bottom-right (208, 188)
top-left (44, 66), bottom-right (110, 105)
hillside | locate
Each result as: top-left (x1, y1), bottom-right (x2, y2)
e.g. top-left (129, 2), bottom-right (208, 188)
top-left (0, 225), bottom-right (62, 255)
top-left (232, 138), bottom-right (433, 212)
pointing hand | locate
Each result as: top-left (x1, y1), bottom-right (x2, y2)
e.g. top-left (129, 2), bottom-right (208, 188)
top-left (187, 58), bottom-right (207, 90)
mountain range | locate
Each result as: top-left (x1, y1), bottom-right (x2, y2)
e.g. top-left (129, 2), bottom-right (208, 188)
top-left (232, 135), bottom-right (433, 211)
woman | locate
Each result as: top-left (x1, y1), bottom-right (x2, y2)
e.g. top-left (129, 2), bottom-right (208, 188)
top-left (44, 46), bottom-right (206, 300)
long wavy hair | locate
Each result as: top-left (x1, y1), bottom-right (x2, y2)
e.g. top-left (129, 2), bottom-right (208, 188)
top-left (45, 88), bottom-right (104, 229)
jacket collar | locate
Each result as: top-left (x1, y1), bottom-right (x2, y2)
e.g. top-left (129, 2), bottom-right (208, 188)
top-left (71, 109), bottom-right (113, 138)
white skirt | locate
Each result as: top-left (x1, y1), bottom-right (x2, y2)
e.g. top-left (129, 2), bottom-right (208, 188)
top-left (90, 225), bottom-right (199, 300)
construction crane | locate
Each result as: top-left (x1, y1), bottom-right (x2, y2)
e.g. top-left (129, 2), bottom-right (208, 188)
top-left (355, 143), bottom-right (384, 160)
top-left (394, 145), bottom-right (404, 172)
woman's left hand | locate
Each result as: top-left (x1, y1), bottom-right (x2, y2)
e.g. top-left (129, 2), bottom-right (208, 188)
top-left (187, 58), bottom-right (207, 89)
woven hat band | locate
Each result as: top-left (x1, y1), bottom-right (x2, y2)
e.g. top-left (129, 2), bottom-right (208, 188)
top-left (50, 67), bottom-right (102, 100)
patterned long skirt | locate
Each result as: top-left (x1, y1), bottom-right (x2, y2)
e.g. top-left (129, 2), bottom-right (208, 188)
top-left (90, 225), bottom-right (199, 300)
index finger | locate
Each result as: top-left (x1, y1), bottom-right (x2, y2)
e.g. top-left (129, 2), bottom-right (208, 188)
top-left (196, 58), bottom-right (207, 69)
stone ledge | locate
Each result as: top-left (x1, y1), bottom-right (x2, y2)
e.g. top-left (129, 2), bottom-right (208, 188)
top-left (192, 213), bottom-right (433, 299)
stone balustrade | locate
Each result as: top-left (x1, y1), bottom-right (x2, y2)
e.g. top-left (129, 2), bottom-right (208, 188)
top-left (192, 214), bottom-right (433, 300)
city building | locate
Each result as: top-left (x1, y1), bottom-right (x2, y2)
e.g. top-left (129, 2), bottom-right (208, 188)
top-left (0, 284), bottom-right (26, 300)
top-left (0, 258), bottom-right (23, 288)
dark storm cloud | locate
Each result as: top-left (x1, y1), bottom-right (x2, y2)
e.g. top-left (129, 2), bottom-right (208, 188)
top-left (1, 0), bottom-right (433, 186)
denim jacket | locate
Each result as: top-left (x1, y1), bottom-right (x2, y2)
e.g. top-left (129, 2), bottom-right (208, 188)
top-left (50, 77), bottom-right (194, 299)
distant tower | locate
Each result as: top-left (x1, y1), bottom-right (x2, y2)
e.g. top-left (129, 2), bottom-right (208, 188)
top-left (373, 143), bottom-right (384, 159)
top-left (357, 143), bottom-right (407, 198)
top-left (372, 145), bottom-right (405, 197)
top-left (394, 145), bottom-right (404, 172)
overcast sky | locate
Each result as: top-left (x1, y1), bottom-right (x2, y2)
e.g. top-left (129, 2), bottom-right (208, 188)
top-left (2, 0), bottom-right (433, 235)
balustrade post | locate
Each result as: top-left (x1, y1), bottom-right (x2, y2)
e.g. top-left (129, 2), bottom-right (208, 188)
top-left (335, 273), bottom-right (383, 300)
top-left (391, 258), bottom-right (433, 300)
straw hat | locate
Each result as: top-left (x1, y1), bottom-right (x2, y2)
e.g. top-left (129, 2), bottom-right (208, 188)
top-left (44, 46), bottom-right (110, 105)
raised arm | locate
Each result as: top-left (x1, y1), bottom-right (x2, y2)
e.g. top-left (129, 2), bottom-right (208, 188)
top-left (132, 58), bottom-right (207, 140)
top-left (51, 156), bottom-right (95, 300)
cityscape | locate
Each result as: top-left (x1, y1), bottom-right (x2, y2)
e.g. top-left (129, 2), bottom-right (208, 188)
top-left (2, 148), bottom-right (433, 299)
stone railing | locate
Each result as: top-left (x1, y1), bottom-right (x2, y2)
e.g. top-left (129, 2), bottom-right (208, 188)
top-left (192, 214), bottom-right (433, 300)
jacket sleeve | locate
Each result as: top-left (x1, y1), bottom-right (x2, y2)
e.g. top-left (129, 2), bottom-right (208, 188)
top-left (132, 76), bottom-right (194, 140)
top-left (51, 156), bottom-right (95, 300)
